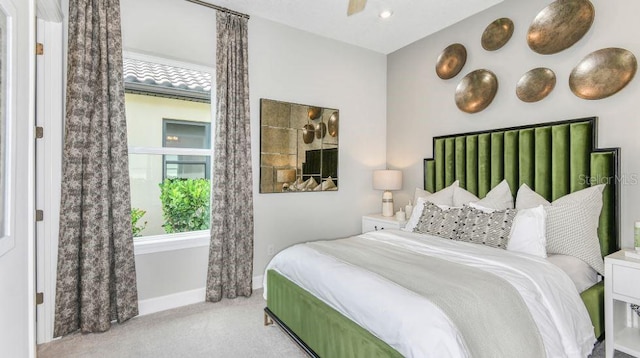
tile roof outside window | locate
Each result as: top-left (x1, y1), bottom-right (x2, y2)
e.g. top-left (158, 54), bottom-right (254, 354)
top-left (123, 58), bottom-right (212, 101)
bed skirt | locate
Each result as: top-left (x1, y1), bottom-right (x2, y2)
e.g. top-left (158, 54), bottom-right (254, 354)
top-left (266, 269), bottom-right (402, 358)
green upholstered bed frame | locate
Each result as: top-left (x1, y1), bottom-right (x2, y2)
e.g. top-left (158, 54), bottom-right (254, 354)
top-left (265, 117), bottom-right (619, 356)
top-left (423, 117), bottom-right (619, 339)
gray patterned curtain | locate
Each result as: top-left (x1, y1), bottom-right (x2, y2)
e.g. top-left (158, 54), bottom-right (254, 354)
top-left (54, 0), bottom-right (138, 337)
top-left (206, 11), bottom-right (254, 302)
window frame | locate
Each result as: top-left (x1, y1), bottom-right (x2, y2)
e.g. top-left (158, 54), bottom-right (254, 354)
top-left (124, 51), bottom-right (215, 254)
top-left (162, 118), bottom-right (211, 180)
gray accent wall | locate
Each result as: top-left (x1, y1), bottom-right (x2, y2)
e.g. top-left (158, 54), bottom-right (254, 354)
top-left (387, 0), bottom-right (640, 248)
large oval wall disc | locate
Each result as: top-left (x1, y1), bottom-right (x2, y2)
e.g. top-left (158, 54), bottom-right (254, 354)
top-left (570, 48), bottom-right (637, 100)
top-left (455, 69), bottom-right (498, 113)
top-left (516, 68), bottom-right (556, 103)
top-left (328, 112), bottom-right (339, 137)
top-left (308, 107), bottom-right (322, 120)
top-left (315, 122), bottom-right (327, 139)
top-left (481, 18), bottom-right (514, 51)
top-left (436, 43), bottom-right (467, 79)
top-left (527, 0), bottom-right (595, 55)
top-left (302, 124), bottom-right (315, 144)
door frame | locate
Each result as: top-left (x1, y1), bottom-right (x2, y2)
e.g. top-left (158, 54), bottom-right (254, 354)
top-left (35, 18), bottom-right (63, 344)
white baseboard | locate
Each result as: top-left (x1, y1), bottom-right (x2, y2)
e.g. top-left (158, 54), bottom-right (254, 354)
top-left (253, 275), bottom-right (264, 290)
top-left (138, 275), bottom-right (264, 316)
top-left (138, 287), bottom-right (206, 316)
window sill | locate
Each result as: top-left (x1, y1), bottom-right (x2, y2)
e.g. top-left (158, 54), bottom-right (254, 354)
top-left (133, 231), bottom-right (210, 256)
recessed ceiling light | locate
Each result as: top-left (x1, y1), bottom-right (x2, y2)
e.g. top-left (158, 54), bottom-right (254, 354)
top-left (379, 10), bottom-right (393, 19)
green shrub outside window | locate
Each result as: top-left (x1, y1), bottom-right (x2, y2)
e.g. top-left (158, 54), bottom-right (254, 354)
top-left (158, 178), bottom-right (211, 233)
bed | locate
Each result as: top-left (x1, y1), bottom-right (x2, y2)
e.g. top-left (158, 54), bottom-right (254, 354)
top-left (263, 117), bottom-right (620, 357)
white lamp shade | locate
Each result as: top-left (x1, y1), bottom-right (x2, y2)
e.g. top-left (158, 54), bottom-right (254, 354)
top-left (372, 170), bottom-right (402, 190)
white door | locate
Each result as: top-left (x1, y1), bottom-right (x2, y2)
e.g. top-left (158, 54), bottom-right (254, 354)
top-left (0, 0), bottom-right (36, 357)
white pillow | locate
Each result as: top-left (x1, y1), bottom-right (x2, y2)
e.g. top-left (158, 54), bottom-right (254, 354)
top-left (546, 254), bottom-right (598, 293)
top-left (414, 187), bottom-right (431, 204)
top-left (468, 202), bottom-right (547, 258)
top-left (454, 179), bottom-right (514, 210)
top-left (314, 177), bottom-right (337, 191)
top-left (413, 180), bottom-right (458, 206)
top-left (507, 206), bottom-right (547, 258)
top-left (404, 181), bottom-right (459, 232)
top-left (304, 177), bottom-right (318, 190)
top-left (516, 183), bottom-right (606, 275)
top-left (515, 184), bottom-right (549, 208)
top-left (453, 187), bottom-right (478, 207)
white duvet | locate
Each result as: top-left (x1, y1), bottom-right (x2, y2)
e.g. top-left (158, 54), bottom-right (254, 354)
top-left (264, 230), bottom-right (596, 358)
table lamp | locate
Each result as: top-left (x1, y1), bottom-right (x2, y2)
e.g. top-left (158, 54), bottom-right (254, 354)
top-left (373, 170), bottom-right (402, 217)
top-left (277, 169), bottom-right (297, 191)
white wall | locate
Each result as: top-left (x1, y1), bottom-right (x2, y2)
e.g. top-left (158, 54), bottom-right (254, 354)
top-left (387, 0), bottom-right (640, 248)
top-left (0, 0), bottom-right (36, 356)
top-left (120, 0), bottom-right (387, 301)
top-left (120, 0), bottom-right (216, 68)
top-left (249, 17), bottom-right (387, 277)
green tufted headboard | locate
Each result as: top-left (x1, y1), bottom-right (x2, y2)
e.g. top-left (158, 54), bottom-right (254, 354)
top-left (423, 117), bottom-right (620, 258)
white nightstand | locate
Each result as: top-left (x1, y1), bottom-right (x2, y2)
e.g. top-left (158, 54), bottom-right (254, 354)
top-left (605, 250), bottom-right (640, 358)
top-left (362, 213), bottom-right (406, 233)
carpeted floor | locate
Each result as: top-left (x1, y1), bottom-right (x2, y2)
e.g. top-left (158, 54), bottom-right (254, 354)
top-left (38, 290), bottom-right (306, 358)
top-left (37, 290), bottom-right (631, 357)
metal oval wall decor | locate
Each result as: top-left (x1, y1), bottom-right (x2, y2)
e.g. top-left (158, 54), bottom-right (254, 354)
top-left (527, 0), bottom-right (595, 55)
top-left (455, 69), bottom-right (498, 113)
top-left (569, 47), bottom-right (637, 100)
top-left (302, 124), bottom-right (315, 144)
top-left (516, 68), bottom-right (556, 103)
top-left (481, 18), bottom-right (514, 51)
top-left (315, 122), bottom-right (327, 139)
top-left (308, 106), bottom-right (322, 120)
top-left (328, 112), bottom-right (339, 137)
top-left (436, 43), bottom-right (467, 79)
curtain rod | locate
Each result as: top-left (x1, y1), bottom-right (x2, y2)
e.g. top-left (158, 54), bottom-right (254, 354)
top-left (185, 0), bottom-right (250, 19)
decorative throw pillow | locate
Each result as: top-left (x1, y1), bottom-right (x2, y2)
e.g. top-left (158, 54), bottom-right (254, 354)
top-left (403, 198), bottom-right (452, 232)
top-left (413, 202), bottom-right (463, 240)
top-left (453, 179), bottom-right (514, 209)
top-left (468, 202), bottom-right (547, 257)
top-left (404, 181), bottom-right (459, 232)
top-left (456, 205), bottom-right (518, 249)
top-left (515, 183), bottom-right (606, 275)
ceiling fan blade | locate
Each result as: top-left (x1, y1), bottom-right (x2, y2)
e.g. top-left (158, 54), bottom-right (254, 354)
top-left (347, 0), bottom-right (367, 16)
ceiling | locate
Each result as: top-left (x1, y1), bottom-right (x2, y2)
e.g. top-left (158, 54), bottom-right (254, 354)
top-left (203, 0), bottom-right (504, 54)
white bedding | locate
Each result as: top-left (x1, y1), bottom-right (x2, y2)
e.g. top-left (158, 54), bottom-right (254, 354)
top-left (264, 230), bottom-right (596, 358)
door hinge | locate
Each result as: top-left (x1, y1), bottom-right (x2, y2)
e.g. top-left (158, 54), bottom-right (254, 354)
top-left (36, 292), bottom-right (44, 305)
top-left (35, 126), bottom-right (44, 139)
top-left (36, 43), bottom-right (44, 56)
top-left (36, 210), bottom-right (43, 222)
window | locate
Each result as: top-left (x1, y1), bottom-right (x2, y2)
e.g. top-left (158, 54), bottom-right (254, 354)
top-left (124, 52), bottom-right (213, 242)
top-left (163, 119), bottom-right (211, 179)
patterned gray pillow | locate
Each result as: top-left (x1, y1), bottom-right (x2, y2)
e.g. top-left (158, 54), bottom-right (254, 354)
top-left (456, 205), bottom-right (518, 249)
top-left (516, 183), bottom-right (606, 275)
top-left (414, 202), bottom-right (463, 240)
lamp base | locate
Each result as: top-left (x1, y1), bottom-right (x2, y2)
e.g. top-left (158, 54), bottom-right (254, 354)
top-left (381, 190), bottom-right (394, 217)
